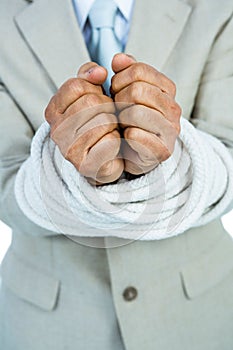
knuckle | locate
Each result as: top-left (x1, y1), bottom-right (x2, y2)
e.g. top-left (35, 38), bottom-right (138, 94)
top-left (174, 122), bottom-right (181, 135)
top-left (44, 97), bottom-right (57, 124)
top-left (118, 110), bottom-right (127, 126)
top-left (160, 149), bottom-right (171, 162)
top-left (111, 75), bottom-right (117, 91)
top-left (102, 112), bottom-right (117, 124)
top-left (83, 93), bottom-right (101, 108)
top-left (65, 144), bottom-right (84, 172)
top-left (67, 78), bottom-right (85, 96)
top-left (96, 114), bottom-right (118, 133)
top-left (79, 160), bottom-right (96, 178)
top-left (129, 63), bottom-right (145, 81)
top-left (102, 95), bottom-right (114, 104)
top-left (170, 102), bottom-right (182, 134)
top-left (156, 142), bottom-right (171, 163)
top-left (175, 102), bottom-right (182, 116)
top-left (167, 79), bottom-right (176, 96)
top-left (79, 162), bottom-right (92, 177)
top-left (65, 144), bottom-right (76, 163)
top-left (124, 126), bottom-right (136, 141)
top-left (98, 160), bottom-right (114, 178)
top-left (170, 101), bottom-right (181, 118)
top-left (44, 105), bottom-right (52, 122)
top-left (49, 127), bottom-right (57, 142)
top-left (128, 81), bottom-right (142, 103)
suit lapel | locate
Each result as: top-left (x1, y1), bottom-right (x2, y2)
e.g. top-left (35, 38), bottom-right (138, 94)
top-left (15, 0), bottom-right (192, 88)
top-left (126, 0), bottom-right (192, 70)
top-left (15, 0), bottom-right (90, 88)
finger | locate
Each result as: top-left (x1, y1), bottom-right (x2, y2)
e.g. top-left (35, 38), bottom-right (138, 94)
top-left (46, 64), bottom-right (107, 120)
top-left (85, 131), bottom-right (124, 183)
top-left (111, 53), bottom-right (137, 73)
top-left (55, 65), bottom-right (105, 111)
top-left (87, 157), bottom-right (124, 185)
top-left (51, 94), bottom-right (115, 133)
top-left (122, 142), bottom-right (158, 175)
top-left (45, 80), bottom-right (103, 125)
top-left (64, 94), bottom-right (114, 118)
top-left (112, 62), bottom-right (176, 97)
top-left (119, 104), bottom-right (180, 148)
top-left (67, 129), bottom-right (123, 181)
top-left (77, 62), bottom-right (108, 85)
top-left (124, 127), bottom-right (171, 165)
top-left (64, 113), bottom-right (118, 167)
top-left (115, 81), bottom-right (181, 126)
top-left (96, 158), bottom-right (124, 184)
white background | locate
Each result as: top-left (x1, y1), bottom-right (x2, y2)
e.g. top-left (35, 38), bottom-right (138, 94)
top-left (0, 211), bottom-right (233, 264)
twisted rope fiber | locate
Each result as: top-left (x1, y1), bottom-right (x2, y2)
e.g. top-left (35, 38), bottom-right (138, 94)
top-left (15, 117), bottom-right (233, 240)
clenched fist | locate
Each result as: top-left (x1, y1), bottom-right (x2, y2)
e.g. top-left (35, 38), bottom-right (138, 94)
top-left (45, 54), bottom-right (181, 184)
top-left (111, 53), bottom-right (181, 175)
top-left (45, 62), bottom-right (124, 184)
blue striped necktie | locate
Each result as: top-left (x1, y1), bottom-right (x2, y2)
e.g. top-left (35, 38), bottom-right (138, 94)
top-left (88, 0), bottom-right (123, 94)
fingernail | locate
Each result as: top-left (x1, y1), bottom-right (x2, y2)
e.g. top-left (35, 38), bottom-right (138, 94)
top-left (86, 67), bottom-right (96, 75)
top-left (78, 66), bottom-right (97, 78)
top-left (126, 54), bottom-right (136, 60)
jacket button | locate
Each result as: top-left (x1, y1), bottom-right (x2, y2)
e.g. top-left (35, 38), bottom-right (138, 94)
top-left (123, 286), bottom-right (138, 301)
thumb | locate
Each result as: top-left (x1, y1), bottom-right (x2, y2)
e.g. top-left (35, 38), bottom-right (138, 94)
top-left (77, 62), bottom-right (108, 85)
top-left (112, 53), bottom-right (137, 73)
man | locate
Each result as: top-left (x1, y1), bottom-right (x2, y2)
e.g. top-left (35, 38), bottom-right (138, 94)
top-left (0, 0), bottom-right (233, 349)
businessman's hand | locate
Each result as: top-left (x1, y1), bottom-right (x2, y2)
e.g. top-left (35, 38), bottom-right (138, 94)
top-left (45, 62), bottom-right (124, 184)
top-left (111, 53), bottom-right (181, 175)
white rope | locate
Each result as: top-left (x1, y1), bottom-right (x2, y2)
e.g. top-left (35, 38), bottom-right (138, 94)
top-left (14, 117), bottom-right (233, 240)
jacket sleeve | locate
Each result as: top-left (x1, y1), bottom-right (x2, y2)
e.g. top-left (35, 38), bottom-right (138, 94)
top-left (190, 15), bottom-right (233, 214)
top-left (0, 81), bottom-right (57, 236)
top-left (191, 15), bottom-right (233, 158)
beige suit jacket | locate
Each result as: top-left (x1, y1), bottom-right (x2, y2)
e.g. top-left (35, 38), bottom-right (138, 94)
top-left (0, 0), bottom-right (233, 349)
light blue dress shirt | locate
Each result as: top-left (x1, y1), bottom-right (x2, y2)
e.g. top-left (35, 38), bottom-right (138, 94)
top-left (72, 0), bottom-right (134, 49)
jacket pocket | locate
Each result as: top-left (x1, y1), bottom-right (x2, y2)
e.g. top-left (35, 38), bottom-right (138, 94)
top-left (180, 233), bottom-right (233, 299)
top-left (0, 249), bottom-right (60, 311)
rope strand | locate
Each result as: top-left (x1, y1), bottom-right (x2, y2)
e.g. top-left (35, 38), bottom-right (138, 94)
top-left (14, 118), bottom-right (233, 240)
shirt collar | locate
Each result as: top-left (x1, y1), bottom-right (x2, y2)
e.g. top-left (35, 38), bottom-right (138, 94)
top-left (73, 0), bottom-right (134, 31)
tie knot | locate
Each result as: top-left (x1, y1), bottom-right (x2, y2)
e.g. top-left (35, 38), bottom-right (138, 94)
top-left (89, 0), bottom-right (118, 29)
